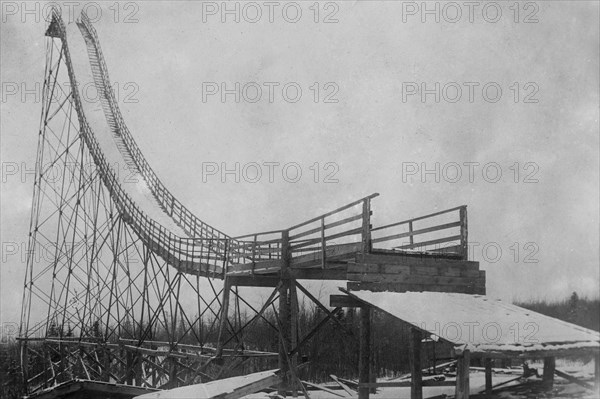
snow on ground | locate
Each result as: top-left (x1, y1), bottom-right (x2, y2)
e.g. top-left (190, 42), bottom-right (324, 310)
top-left (242, 359), bottom-right (599, 399)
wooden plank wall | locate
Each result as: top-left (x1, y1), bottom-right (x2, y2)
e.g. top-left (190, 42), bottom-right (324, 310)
top-left (347, 253), bottom-right (485, 294)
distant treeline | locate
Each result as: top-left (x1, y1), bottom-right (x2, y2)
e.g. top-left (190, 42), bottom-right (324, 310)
top-left (2, 293), bottom-right (598, 399)
top-left (515, 292), bottom-right (600, 332)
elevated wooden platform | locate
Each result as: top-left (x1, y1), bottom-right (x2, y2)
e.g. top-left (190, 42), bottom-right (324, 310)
top-left (225, 194), bottom-right (483, 294)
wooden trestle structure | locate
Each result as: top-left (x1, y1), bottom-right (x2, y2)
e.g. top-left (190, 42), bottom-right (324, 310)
top-left (20, 8), bottom-right (489, 398)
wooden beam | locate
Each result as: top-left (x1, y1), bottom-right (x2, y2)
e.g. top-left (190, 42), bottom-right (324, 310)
top-left (554, 369), bottom-right (594, 390)
top-left (215, 279), bottom-right (232, 358)
top-left (543, 357), bottom-right (555, 388)
top-left (330, 294), bottom-right (363, 308)
top-left (455, 350), bottom-right (470, 399)
top-left (484, 358), bottom-right (493, 395)
top-left (330, 374), bottom-right (356, 395)
top-left (348, 281), bottom-right (485, 295)
top-left (337, 377), bottom-right (359, 389)
top-left (289, 307), bottom-right (343, 357)
top-left (410, 328), bottom-right (423, 399)
top-left (297, 282), bottom-right (354, 336)
top-left (228, 275), bottom-right (280, 287)
top-left (358, 380), bottom-right (455, 388)
top-left (359, 306), bottom-right (371, 399)
top-left (356, 253), bottom-right (479, 268)
top-left (291, 268), bottom-right (347, 280)
top-left (301, 380), bottom-right (345, 397)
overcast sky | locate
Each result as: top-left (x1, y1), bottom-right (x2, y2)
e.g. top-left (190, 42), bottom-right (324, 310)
top-left (1, 1), bottom-right (599, 326)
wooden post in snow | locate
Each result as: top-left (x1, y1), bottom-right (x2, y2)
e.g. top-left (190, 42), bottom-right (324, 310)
top-left (455, 350), bottom-right (470, 399)
top-left (290, 281), bottom-right (299, 398)
top-left (410, 328), bottom-right (423, 399)
top-left (543, 357), bottom-right (555, 388)
top-left (484, 358), bottom-right (493, 395)
top-left (359, 305), bottom-right (372, 399)
top-left (595, 353), bottom-right (600, 392)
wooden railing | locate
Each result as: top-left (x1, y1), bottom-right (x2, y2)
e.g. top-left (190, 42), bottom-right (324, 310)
top-left (229, 230), bottom-right (284, 270)
top-left (371, 205), bottom-right (468, 259)
top-left (287, 194), bottom-right (378, 266)
top-left (226, 194), bottom-right (469, 273)
top-left (227, 194), bottom-right (378, 271)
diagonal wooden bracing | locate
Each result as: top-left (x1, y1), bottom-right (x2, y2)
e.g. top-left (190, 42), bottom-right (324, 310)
top-left (18, 9), bottom-right (281, 396)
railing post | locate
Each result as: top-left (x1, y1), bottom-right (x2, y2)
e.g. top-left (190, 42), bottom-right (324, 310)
top-left (362, 198), bottom-right (372, 254)
top-left (408, 221), bottom-right (414, 246)
top-left (321, 218), bottom-right (326, 269)
top-left (459, 206), bottom-right (468, 260)
top-left (251, 234), bottom-right (257, 274)
top-left (221, 240), bottom-right (229, 280)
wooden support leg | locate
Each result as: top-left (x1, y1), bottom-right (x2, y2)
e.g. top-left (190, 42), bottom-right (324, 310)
top-left (543, 357), bottom-right (555, 389)
top-left (455, 350), bottom-right (470, 399)
top-left (278, 279), bottom-right (290, 395)
top-left (215, 279), bottom-right (232, 359)
top-left (168, 358), bottom-right (178, 388)
top-left (20, 341), bottom-right (29, 394)
top-left (359, 306), bottom-right (371, 399)
top-left (410, 329), bottom-right (423, 399)
top-left (290, 280), bottom-right (299, 398)
top-left (126, 350), bottom-right (134, 384)
top-left (595, 353), bottom-right (600, 392)
top-left (484, 358), bottom-right (493, 395)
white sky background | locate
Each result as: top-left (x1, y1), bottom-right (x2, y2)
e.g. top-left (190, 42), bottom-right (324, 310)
top-left (1, 1), bottom-right (599, 326)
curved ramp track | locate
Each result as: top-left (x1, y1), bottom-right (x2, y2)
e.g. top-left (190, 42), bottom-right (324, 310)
top-left (53, 12), bottom-right (230, 278)
top-left (75, 13), bottom-right (232, 249)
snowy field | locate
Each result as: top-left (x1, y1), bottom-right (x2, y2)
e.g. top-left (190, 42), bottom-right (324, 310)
top-left (241, 359), bottom-right (598, 399)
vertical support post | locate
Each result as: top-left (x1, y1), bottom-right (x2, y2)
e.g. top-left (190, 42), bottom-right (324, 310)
top-left (103, 344), bottom-right (110, 382)
top-left (215, 278), bottom-right (231, 358)
top-left (151, 355), bottom-right (157, 386)
top-left (290, 281), bottom-right (299, 398)
top-left (484, 358), bottom-right (493, 395)
top-left (432, 341), bottom-right (436, 374)
top-left (594, 353), bottom-right (599, 392)
top-left (168, 356), bottom-right (178, 388)
top-left (359, 305), bottom-right (371, 399)
top-left (410, 328), bottom-right (423, 399)
top-left (455, 350), bottom-right (470, 399)
top-left (20, 341), bottom-right (29, 394)
top-left (408, 221), bottom-right (414, 246)
top-left (459, 206), bottom-right (468, 260)
top-left (134, 352), bottom-right (142, 385)
top-left (542, 357), bottom-right (555, 388)
top-left (362, 198), bottom-right (372, 254)
top-left (126, 350), bottom-right (134, 384)
top-left (278, 230), bottom-right (291, 395)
